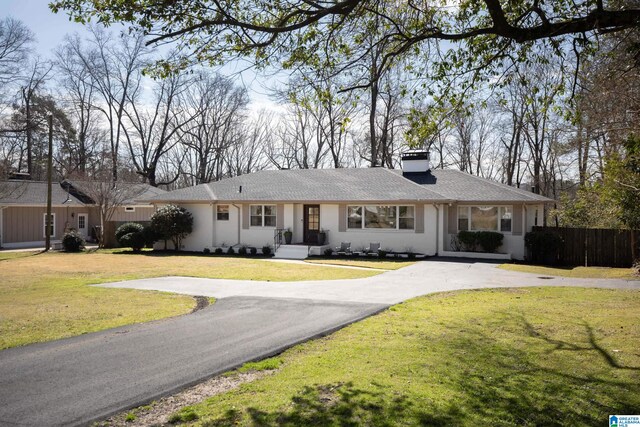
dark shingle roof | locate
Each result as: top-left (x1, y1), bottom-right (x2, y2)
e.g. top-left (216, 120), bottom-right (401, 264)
top-left (143, 167), bottom-right (552, 204)
top-left (0, 181), bottom-right (86, 205)
top-left (63, 180), bottom-right (166, 205)
top-left (143, 168), bottom-right (448, 203)
top-left (397, 169), bottom-right (551, 202)
top-left (0, 180), bottom-right (166, 206)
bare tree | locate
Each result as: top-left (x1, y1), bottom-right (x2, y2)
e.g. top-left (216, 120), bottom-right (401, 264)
top-left (0, 17), bottom-right (34, 87)
top-left (69, 174), bottom-right (138, 247)
top-left (63, 27), bottom-right (147, 182)
top-left (180, 72), bottom-right (249, 184)
top-left (121, 71), bottom-right (195, 186)
top-left (20, 58), bottom-right (54, 177)
top-left (55, 35), bottom-right (104, 176)
top-left (226, 112), bottom-right (271, 176)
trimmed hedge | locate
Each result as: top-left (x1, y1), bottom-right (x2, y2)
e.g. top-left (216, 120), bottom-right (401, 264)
top-left (456, 231), bottom-right (504, 253)
top-left (115, 222), bottom-right (153, 252)
top-left (525, 230), bottom-right (564, 265)
top-left (115, 223), bottom-right (143, 243)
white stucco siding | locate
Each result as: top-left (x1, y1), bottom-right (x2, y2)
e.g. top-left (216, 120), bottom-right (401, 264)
top-left (239, 226), bottom-right (276, 248)
top-left (215, 203), bottom-right (240, 247)
top-left (321, 204), bottom-right (438, 255)
top-left (525, 203), bottom-right (545, 230)
top-left (179, 204), bottom-right (214, 251)
top-left (293, 204), bottom-right (303, 243)
top-left (442, 202), bottom-right (547, 260)
top-left (444, 231), bottom-right (525, 259)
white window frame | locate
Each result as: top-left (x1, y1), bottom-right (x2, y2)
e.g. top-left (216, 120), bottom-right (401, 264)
top-left (124, 206), bottom-right (135, 212)
top-left (457, 205), bottom-right (513, 233)
top-left (499, 206), bottom-right (513, 232)
top-left (346, 205), bottom-right (415, 231)
top-left (77, 213), bottom-right (87, 230)
top-left (216, 204), bottom-right (230, 221)
top-left (43, 213), bottom-right (56, 238)
top-left (249, 204), bottom-right (277, 228)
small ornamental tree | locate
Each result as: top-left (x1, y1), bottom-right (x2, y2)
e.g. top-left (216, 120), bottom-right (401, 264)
top-left (150, 205), bottom-right (193, 251)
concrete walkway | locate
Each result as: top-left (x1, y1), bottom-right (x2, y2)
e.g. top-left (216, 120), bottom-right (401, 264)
top-left (99, 258), bottom-right (640, 305)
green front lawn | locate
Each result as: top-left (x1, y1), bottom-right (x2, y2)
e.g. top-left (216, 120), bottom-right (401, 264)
top-left (173, 287), bottom-right (640, 426)
top-left (499, 263), bottom-right (638, 279)
top-left (0, 251), bottom-right (380, 349)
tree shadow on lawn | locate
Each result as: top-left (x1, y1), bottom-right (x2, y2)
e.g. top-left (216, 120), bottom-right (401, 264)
top-left (202, 382), bottom-right (463, 427)
top-left (199, 315), bottom-right (639, 427)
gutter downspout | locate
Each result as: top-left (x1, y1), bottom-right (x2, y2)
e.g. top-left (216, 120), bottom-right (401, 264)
top-left (433, 203), bottom-right (440, 256)
top-left (211, 203), bottom-right (216, 248)
top-left (232, 204), bottom-right (241, 246)
top-left (523, 204), bottom-right (528, 260)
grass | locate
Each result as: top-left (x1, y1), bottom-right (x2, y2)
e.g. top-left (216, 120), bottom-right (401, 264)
top-left (0, 250), bottom-right (379, 349)
top-left (499, 263), bottom-right (638, 279)
top-left (173, 287), bottom-right (640, 426)
top-left (305, 258), bottom-right (416, 270)
top-left (236, 357), bottom-right (284, 373)
top-left (0, 250), bottom-right (40, 261)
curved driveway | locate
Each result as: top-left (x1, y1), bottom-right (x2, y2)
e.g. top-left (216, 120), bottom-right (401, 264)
top-left (1, 259), bottom-right (638, 426)
top-left (99, 258), bottom-right (640, 304)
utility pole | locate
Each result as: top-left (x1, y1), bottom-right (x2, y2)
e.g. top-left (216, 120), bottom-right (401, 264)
top-left (45, 114), bottom-right (53, 251)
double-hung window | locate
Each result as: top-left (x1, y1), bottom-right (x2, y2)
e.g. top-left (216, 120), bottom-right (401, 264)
top-left (347, 205), bottom-right (414, 230)
top-left (250, 205), bottom-right (276, 227)
top-left (43, 213), bottom-right (55, 238)
top-left (217, 205), bottom-right (229, 221)
top-left (457, 206), bottom-right (512, 232)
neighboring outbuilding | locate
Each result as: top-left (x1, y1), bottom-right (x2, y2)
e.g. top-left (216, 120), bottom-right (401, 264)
top-left (142, 151), bottom-right (551, 260)
top-left (0, 179), bottom-right (165, 249)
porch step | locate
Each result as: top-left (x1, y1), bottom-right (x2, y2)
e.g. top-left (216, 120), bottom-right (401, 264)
top-left (274, 245), bottom-right (309, 260)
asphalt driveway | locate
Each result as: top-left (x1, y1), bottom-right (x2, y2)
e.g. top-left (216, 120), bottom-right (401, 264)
top-left (0, 297), bottom-right (385, 426)
top-left (1, 259), bottom-right (638, 426)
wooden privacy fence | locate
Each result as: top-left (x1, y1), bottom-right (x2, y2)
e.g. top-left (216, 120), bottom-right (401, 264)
top-left (531, 226), bottom-right (639, 268)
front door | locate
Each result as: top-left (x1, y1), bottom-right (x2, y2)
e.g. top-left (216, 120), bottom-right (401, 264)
top-left (77, 213), bottom-right (88, 238)
top-left (303, 205), bottom-right (320, 244)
